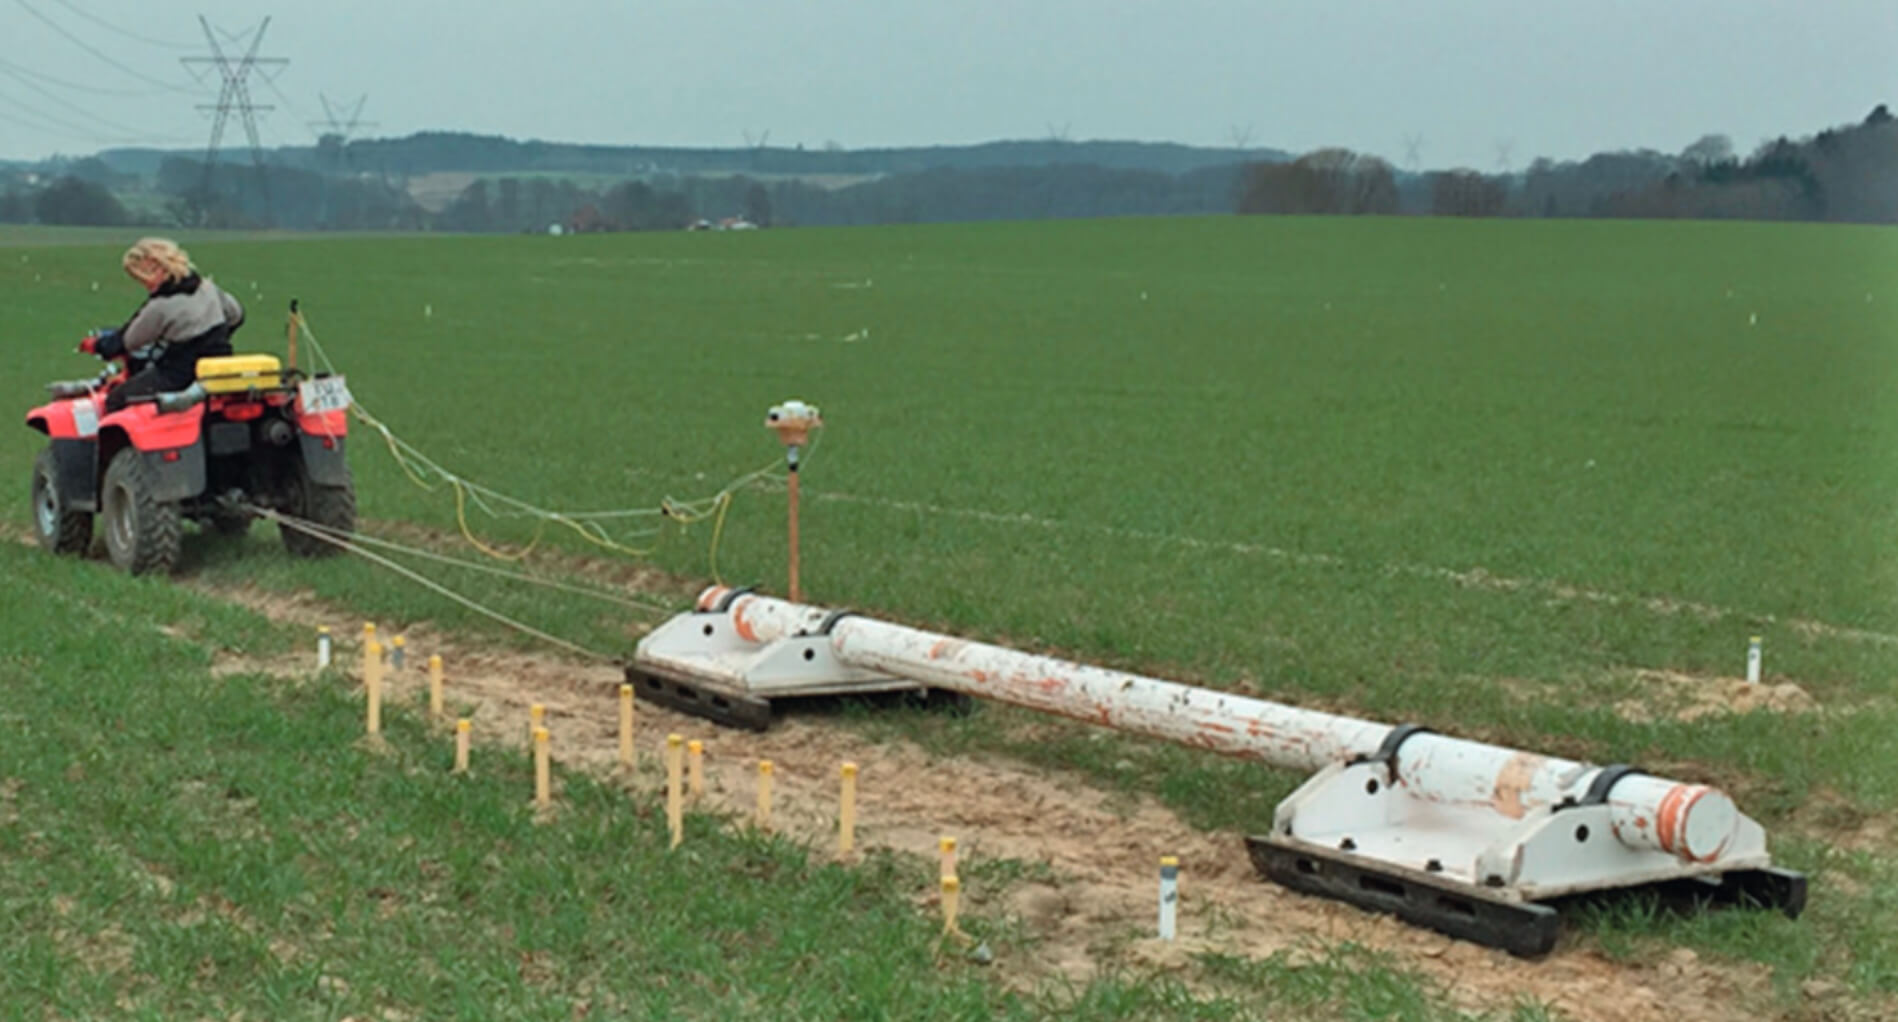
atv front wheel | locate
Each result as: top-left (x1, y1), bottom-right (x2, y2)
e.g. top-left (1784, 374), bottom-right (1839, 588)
top-left (31, 448), bottom-right (92, 555)
top-left (280, 459), bottom-right (355, 558)
top-left (101, 448), bottom-right (183, 575)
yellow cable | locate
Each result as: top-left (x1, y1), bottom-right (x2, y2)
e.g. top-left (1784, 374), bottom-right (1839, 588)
top-left (662, 496), bottom-right (716, 524)
top-left (358, 408), bottom-right (441, 492)
top-left (304, 313), bottom-right (738, 564)
top-left (547, 514), bottom-right (656, 557)
top-left (706, 490), bottom-right (733, 583)
top-left (453, 478), bottom-right (545, 561)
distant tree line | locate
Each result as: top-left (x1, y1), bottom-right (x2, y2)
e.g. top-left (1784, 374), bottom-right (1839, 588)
top-left (1237, 149), bottom-right (1399, 214)
top-left (3, 106), bottom-right (1889, 231)
top-left (149, 157), bottom-right (426, 230)
top-left (276, 133), bottom-right (1277, 179)
top-left (0, 175), bottom-right (129, 226)
top-left (771, 164), bottom-right (1241, 225)
top-left (436, 175), bottom-right (758, 233)
top-left (1238, 105), bottom-right (1895, 223)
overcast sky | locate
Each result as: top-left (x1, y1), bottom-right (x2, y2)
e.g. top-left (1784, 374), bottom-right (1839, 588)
top-left (1, 0), bottom-right (1893, 167)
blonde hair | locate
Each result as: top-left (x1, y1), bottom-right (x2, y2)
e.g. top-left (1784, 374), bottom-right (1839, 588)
top-left (122, 237), bottom-right (194, 282)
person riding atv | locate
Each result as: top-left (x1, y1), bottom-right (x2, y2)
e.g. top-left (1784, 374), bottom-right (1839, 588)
top-left (88, 238), bottom-right (244, 412)
top-left (25, 245), bottom-right (355, 575)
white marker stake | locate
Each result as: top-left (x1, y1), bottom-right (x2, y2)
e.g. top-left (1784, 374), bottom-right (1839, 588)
top-left (1158, 856), bottom-right (1179, 940)
top-left (1747, 636), bottom-right (1762, 685)
top-left (316, 627), bottom-right (332, 669)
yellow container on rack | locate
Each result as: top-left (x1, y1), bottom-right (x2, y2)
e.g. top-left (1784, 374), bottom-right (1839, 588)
top-left (196, 354), bottom-right (283, 393)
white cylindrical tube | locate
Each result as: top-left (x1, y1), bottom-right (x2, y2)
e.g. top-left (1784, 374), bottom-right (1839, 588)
top-left (1608, 778), bottom-right (1739, 862)
top-left (316, 628), bottom-right (331, 669)
top-left (1158, 856), bottom-right (1179, 941)
top-left (1746, 636), bottom-right (1762, 685)
top-left (703, 588), bottom-right (1746, 863)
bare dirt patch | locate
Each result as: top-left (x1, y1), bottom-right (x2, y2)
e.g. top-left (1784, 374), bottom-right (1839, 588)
top-left (1789, 789), bottom-right (1897, 855)
top-left (1617, 670), bottom-right (1817, 723)
top-left (0, 777), bottom-right (20, 826)
top-left (168, 577), bottom-right (1804, 1022)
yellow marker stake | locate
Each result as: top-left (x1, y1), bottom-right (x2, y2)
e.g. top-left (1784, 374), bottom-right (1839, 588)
top-left (939, 836), bottom-right (957, 880)
top-left (364, 640), bottom-right (383, 735)
top-left (617, 684), bottom-right (634, 769)
top-left (941, 875), bottom-right (962, 937)
top-left (528, 703), bottom-right (545, 753)
top-left (362, 621), bottom-right (377, 645)
top-left (756, 760), bottom-right (774, 830)
top-left (428, 655), bottom-right (444, 719)
top-left (453, 719), bottom-right (471, 773)
top-left (838, 762), bottom-right (858, 857)
top-left (688, 740), bottom-right (704, 799)
top-left (533, 727), bottom-right (551, 808)
top-left (666, 734), bottom-right (684, 848)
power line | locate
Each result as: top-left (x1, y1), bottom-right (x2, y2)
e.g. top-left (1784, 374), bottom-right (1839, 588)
top-left (10, 0), bottom-right (202, 93)
top-left (0, 54), bottom-right (155, 97)
top-left (0, 87), bottom-right (94, 135)
top-left (0, 84), bottom-right (175, 146)
top-left (256, 72), bottom-right (317, 134)
top-left (0, 102), bottom-right (107, 142)
top-left (45, 0), bottom-right (197, 49)
top-left (0, 62), bottom-right (187, 141)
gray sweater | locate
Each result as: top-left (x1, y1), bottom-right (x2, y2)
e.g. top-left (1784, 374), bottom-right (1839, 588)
top-left (122, 274), bottom-right (245, 355)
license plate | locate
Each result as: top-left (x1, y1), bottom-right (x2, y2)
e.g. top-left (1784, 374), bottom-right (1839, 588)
top-left (298, 376), bottom-right (352, 415)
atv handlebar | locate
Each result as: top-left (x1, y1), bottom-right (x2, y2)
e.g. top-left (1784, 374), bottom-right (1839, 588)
top-left (79, 328), bottom-right (126, 361)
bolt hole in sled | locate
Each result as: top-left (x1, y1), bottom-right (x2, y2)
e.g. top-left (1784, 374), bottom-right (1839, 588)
top-left (630, 585), bottom-right (1806, 956)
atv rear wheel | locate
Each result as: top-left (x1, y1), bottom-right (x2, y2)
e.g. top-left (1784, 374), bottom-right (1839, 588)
top-left (101, 448), bottom-right (182, 575)
top-left (31, 448), bottom-right (92, 555)
top-left (280, 459), bottom-right (355, 558)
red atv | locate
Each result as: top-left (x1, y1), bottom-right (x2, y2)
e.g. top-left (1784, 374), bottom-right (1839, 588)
top-left (25, 344), bottom-right (355, 574)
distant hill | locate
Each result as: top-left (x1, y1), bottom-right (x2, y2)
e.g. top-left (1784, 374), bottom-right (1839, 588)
top-left (87, 132), bottom-right (1289, 181)
top-left (8, 108), bottom-right (1886, 231)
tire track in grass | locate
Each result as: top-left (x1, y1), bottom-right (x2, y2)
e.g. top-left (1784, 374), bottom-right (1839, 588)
top-left (814, 491), bottom-right (1898, 648)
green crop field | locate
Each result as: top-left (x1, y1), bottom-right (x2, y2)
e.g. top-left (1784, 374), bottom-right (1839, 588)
top-left (3, 216), bottom-right (1896, 1018)
top-left (5, 540), bottom-right (1544, 1020)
